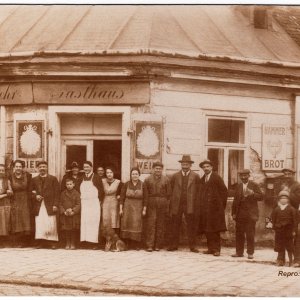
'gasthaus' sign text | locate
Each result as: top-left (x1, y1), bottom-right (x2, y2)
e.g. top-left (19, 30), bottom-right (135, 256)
top-left (262, 124), bottom-right (287, 171)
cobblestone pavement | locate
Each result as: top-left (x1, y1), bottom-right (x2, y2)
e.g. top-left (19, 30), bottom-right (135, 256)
top-left (0, 283), bottom-right (131, 296)
top-left (0, 246), bottom-right (299, 296)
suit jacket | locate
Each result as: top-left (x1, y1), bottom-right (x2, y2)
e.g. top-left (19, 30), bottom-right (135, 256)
top-left (170, 170), bottom-right (200, 215)
top-left (198, 172), bottom-right (228, 233)
top-left (232, 180), bottom-right (263, 222)
top-left (32, 174), bottom-right (60, 216)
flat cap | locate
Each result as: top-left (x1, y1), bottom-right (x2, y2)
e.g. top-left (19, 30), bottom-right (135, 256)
top-left (199, 159), bottom-right (213, 168)
top-left (282, 168), bottom-right (296, 174)
top-left (153, 161), bottom-right (164, 168)
top-left (238, 169), bottom-right (251, 175)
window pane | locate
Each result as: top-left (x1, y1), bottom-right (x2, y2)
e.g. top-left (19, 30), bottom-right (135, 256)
top-left (228, 150), bottom-right (244, 193)
top-left (207, 148), bottom-right (224, 178)
top-left (66, 145), bottom-right (87, 170)
top-left (208, 119), bottom-right (245, 143)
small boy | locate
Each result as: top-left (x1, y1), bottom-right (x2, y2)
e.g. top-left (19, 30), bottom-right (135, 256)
top-left (271, 190), bottom-right (297, 266)
top-left (59, 178), bottom-right (81, 250)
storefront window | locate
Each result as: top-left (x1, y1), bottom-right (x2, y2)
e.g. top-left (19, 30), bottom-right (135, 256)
top-left (207, 117), bottom-right (246, 195)
top-left (208, 118), bottom-right (245, 144)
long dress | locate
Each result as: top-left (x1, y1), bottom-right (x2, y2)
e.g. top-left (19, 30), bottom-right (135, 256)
top-left (0, 178), bottom-right (11, 236)
top-left (10, 173), bottom-right (31, 234)
top-left (102, 179), bottom-right (121, 233)
top-left (120, 180), bottom-right (147, 242)
top-left (80, 174), bottom-right (101, 243)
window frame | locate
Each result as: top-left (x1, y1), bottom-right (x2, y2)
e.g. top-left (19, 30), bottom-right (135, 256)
top-left (205, 114), bottom-right (249, 188)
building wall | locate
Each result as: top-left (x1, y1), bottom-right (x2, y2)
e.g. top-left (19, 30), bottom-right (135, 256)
top-left (150, 79), bottom-right (294, 245)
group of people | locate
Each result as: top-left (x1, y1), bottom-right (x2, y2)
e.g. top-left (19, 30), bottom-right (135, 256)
top-left (0, 154), bottom-right (300, 267)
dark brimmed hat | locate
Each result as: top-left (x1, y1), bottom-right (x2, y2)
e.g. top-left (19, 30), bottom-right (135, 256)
top-left (178, 155), bottom-right (194, 164)
top-left (282, 168), bottom-right (296, 174)
top-left (153, 161), bottom-right (164, 168)
top-left (199, 159), bottom-right (213, 168)
top-left (69, 161), bottom-right (79, 169)
top-left (238, 169), bottom-right (251, 175)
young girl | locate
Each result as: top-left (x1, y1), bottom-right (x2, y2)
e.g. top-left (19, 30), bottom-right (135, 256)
top-left (271, 190), bottom-right (297, 266)
top-left (59, 178), bottom-right (81, 250)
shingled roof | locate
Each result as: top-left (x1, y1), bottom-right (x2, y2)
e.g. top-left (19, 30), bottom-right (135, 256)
top-left (273, 6), bottom-right (300, 48)
top-left (1, 5), bottom-right (300, 64)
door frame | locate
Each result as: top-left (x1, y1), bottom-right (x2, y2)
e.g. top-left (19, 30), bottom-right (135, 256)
top-left (61, 139), bottom-right (93, 176)
top-left (48, 106), bottom-right (131, 182)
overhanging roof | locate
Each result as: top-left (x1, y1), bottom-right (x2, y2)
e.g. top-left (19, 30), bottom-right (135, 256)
top-left (1, 5), bottom-right (300, 65)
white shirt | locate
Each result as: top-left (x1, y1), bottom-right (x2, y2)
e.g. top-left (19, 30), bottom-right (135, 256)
top-left (205, 171), bottom-right (212, 182)
top-left (182, 170), bottom-right (191, 177)
top-left (242, 182), bottom-right (248, 192)
top-left (85, 171), bottom-right (93, 178)
top-left (278, 203), bottom-right (288, 211)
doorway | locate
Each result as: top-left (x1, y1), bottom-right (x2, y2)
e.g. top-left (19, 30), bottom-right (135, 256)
top-left (93, 140), bottom-right (122, 180)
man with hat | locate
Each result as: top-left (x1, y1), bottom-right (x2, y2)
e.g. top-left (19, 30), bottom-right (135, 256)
top-left (61, 161), bottom-right (83, 193)
top-left (281, 168), bottom-right (300, 267)
top-left (231, 169), bottom-right (263, 259)
top-left (168, 155), bottom-right (200, 252)
top-left (144, 161), bottom-right (171, 251)
top-left (198, 159), bottom-right (227, 256)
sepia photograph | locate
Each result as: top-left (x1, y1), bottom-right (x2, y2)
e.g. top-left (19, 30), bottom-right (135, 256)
top-left (0, 0), bottom-right (300, 297)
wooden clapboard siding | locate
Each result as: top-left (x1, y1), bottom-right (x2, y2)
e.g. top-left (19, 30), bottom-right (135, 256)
top-left (153, 105), bottom-right (203, 124)
top-left (5, 121), bottom-right (13, 139)
top-left (165, 122), bottom-right (202, 140)
top-left (165, 153), bottom-right (202, 170)
top-left (151, 79), bottom-right (293, 101)
top-left (250, 113), bottom-right (293, 128)
top-left (152, 89), bottom-right (292, 115)
top-left (5, 106), bottom-right (48, 122)
top-left (167, 137), bottom-right (202, 156)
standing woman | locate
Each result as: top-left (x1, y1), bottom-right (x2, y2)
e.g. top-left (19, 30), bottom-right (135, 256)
top-left (9, 160), bottom-right (32, 247)
top-left (120, 168), bottom-right (147, 249)
top-left (80, 161), bottom-right (104, 248)
top-left (102, 167), bottom-right (122, 251)
top-left (0, 164), bottom-right (12, 244)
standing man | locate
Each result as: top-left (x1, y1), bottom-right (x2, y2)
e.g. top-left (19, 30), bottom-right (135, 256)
top-left (168, 155), bottom-right (200, 252)
top-left (231, 169), bottom-right (263, 259)
top-left (198, 159), bottom-right (227, 256)
top-left (281, 168), bottom-right (300, 267)
top-left (144, 162), bottom-right (171, 252)
top-left (96, 166), bottom-right (105, 179)
top-left (32, 161), bottom-right (60, 249)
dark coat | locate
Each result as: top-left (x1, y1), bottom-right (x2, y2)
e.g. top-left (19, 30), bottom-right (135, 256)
top-left (79, 173), bottom-right (105, 203)
top-left (170, 170), bottom-right (200, 215)
top-left (198, 172), bottom-right (228, 233)
top-left (31, 175), bottom-right (60, 216)
top-left (232, 180), bottom-right (263, 222)
top-left (61, 172), bottom-right (83, 193)
top-left (59, 189), bottom-right (81, 231)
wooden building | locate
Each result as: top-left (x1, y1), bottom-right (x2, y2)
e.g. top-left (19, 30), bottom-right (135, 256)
top-left (1, 5), bottom-right (300, 242)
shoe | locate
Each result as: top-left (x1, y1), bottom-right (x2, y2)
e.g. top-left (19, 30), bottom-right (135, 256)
top-left (167, 247), bottom-right (178, 251)
top-left (247, 254), bottom-right (254, 259)
top-left (231, 253), bottom-right (244, 257)
top-left (276, 260), bottom-right (285, 266)
top-left (154, 248), bottom-right (160, 251)
top-left (70, 245), bottom-right (76, 250)
top-left (213, 252), bottom-right (220, 256)
top-left (51, 244), bottom-right (58, 250)
top-left (203, 250), bottom-right (213, 254)
top-left (190, 248), bottom-right (199, 253)
top-left (146, 248), bottom-right (153, 252)
top-left (65, 245), bottom-right (70, 250)
top-left (293, 263), bottom-right (300, 268)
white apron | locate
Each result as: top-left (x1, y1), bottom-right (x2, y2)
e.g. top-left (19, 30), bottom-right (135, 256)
top-left (80, 175), bottom-right (101, 243)
top-left (35, 200), bottom-right (58, 241)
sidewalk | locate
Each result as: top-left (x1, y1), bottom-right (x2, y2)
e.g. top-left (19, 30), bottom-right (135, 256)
top-left (0, 246), bottom-right (299, 296)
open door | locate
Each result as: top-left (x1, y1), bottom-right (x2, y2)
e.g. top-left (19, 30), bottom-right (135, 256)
top-left (61, 139), bottom-right (93, 178)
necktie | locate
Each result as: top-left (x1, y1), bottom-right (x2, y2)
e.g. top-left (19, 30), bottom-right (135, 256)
top-left (184, 172), bottom-right (187, 177)
top-left (205, 175), bottom-right (208, 183)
